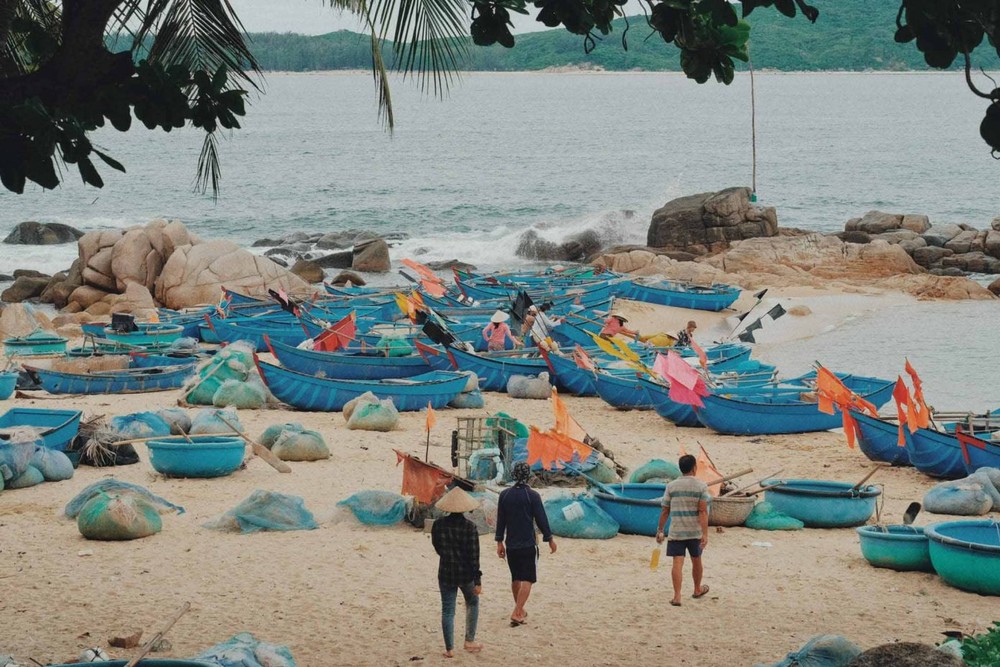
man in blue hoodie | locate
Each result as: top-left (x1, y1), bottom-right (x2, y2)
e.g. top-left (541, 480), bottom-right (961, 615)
top-left (495, 461), bottom-right (557, 626)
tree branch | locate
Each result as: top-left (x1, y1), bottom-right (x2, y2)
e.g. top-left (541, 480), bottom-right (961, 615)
top-left (963, 50), bottom-right (997, 100)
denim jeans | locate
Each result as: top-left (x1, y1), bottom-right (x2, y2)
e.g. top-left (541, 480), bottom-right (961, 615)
top-left (439, 580), bottom-right (479, 651)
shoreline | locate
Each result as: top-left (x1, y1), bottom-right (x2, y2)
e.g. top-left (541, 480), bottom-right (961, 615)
top-left (263, 68), bottom-right (991, 77)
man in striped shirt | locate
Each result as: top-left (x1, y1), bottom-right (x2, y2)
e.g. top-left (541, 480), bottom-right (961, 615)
top-left (655, 454), bottom-right (711, 606)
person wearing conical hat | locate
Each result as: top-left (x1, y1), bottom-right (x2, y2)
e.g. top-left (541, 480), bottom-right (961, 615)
top-left (482, 310), bottom-right (521, 352)
top-left (432, 487), bottom-right (484, 657)
top-left (598, 312), bottom-right (639, 341)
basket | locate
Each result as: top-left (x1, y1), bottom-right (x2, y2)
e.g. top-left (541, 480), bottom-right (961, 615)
top-left (708, 495), bottom-right (755, 527)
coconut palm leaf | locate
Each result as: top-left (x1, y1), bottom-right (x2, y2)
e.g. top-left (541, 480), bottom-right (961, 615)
top-left (0, 0), bottom-right (62, 77)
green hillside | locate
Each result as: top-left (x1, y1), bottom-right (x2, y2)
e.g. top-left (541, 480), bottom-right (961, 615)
top-left (247, 1), bottom-right (1000, 72)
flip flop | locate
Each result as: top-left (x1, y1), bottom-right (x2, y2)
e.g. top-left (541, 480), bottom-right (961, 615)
top-left (669, 600), bottom-right (681, 607)
top-left (510, 618), bottom-right (527, 627)
top-left (692, 585), bottom-right (710, 599)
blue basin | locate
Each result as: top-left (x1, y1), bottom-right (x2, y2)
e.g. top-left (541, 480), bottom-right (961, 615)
top-left (856, 525), bottom-right (933, 572)
top-left (925, 520), bottom-right (1000, 595)
top-left (146, 436), bottom-right (246, 478)
top-left (592, 483), bottom-right (668, 537)
top-left (762, 479), bottom-right (880, 528)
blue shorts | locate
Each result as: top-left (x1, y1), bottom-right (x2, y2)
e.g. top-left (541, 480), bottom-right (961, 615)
top-left (666, 538), bottom-right (703, 558)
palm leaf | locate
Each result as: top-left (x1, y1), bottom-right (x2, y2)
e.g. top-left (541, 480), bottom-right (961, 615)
top-left (0, 0), bottom-right (62, 77)
top-left (195, 130), bottom-right (221, 196)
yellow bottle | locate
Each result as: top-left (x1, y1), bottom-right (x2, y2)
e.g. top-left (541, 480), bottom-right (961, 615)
top-left (649, 547), bottom-right (661, 570)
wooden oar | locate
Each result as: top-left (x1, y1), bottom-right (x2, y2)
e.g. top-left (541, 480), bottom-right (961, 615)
top-left (562, 462), bottom-right (620, 496)
top-left (722, 469), bottom-right (784, 497)
top-left (704, 467), bottom-right (754, 488)
top-left (124, 601), bottom-right (190, 667)
top-left (217, 414), bottom-right (291, 474)
top-left (851, 465), bottom-right (882, 491)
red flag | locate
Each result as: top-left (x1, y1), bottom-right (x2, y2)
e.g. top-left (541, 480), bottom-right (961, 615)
top-left (526, 427), bottom-right (594, 471)
top-left (662, 351), bottom-right (710, 408)
top-left (892, 377), bottom-right (910, 446)
top-left (313, 312), bottom-right (357, 352)
top-left (904, 359), bottom-right (931, 428)
top-left (573, 345), bottom-right (596, 372)
top-left (421, 279), bottom-right (447, 297)
top-left (690, 340), bottom-right (708, 371)
top-left (551, 387), bottom-right (589, 443)
top-left (955, 425), bottom-right (987, 466)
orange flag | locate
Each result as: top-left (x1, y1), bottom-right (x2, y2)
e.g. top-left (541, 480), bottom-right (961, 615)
top-left (526, 427), bottom-right (594, 471)
top-left (679, 444), bottom-right (722, 497)
top-left (892, 377), bottom-right (910, 446)
top-left (904, 359), bottom-right (931, 428)
top-left (690, 339), bottom-right (708, 370)
top-left (551, 387), bottom-right (589, 443)
top-left (425, 402), bottom-right (437, 432)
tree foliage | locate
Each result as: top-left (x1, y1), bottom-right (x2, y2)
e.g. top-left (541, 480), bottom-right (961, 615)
top-left (2, 0), bottom-right (1000, 197)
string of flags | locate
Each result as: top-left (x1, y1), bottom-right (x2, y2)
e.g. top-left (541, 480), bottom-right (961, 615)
top-left (736, 302), bottom-right (786, 343)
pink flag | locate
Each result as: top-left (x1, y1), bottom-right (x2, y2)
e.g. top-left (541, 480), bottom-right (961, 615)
top-left (664, 350), bottom-right (709, 408)
top-left (652, 353), bottom-right (671, 381)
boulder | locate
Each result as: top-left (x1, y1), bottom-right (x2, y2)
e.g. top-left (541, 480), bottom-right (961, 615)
top-left (943, 229), bottom-right (980, 254)
top-left (111, 282), bottom-right (158, 313)
top-left (992, 216), bottom-right (1000, 231)
top-left (330, 270), bottom-right (366, 286)
top-left (922, 223), bottom-right (964, 247)
top-left (900, 215), bottom-right (931, 234)
top-left (986, 230), bottom-right (1000, 259)
top-left (647, 187), bottom-right (777, 253)
top-left (68, 285), bottom-right (112, 310)
top-left (111, 228), bottom-right (163, 292)
top-left (316, 229), bottom-right (378, 250)
top-left (0, 303), bottom-right (55, 337)
top-left (290, 259), bottom-right (325, 283)
top-left (940, 251), bottom-right (1000, 273)
top-left (836, 230), bottom-right (871, 244)
top-left (426, 259), bottom-right (477, 272)
top-left (351, 238), bottom-right (390, 272)
top-left (3, 221), bottom-right (83, 245)
top-left (910, 246), bottom-right (953, 268)
top-left (516, 229), bottom-right (603, 262)
top-left (78, 229), bottom-right (123, 272)
top-left (871, 229), bottom-right (919, 244)
top-left (898, 238), bottom-right (927, 254)
top-left (929, 267), bottom-right (966, 277)
top-left (312, 250), bottom-right (353, 269)
top-left (854, 211), bottom-right (904, 234)
top-left (86, 302), bottom-right (112, 316)
top-left (989, 276), bottom-right (1000, 296)
top-left (39, 259), bottom-right (83, 309)
top-left (82, 246), bottom-right (117, 291)
top-left (155, 240), bottom-right (309, 309)
top-left (13, 269), bottom-right (50, 279)
top-left (1, 275), bottom-right (51, 302)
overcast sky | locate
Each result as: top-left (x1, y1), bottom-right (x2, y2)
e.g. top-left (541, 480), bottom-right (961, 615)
top-left (228, 0), bottom-right (546, 35)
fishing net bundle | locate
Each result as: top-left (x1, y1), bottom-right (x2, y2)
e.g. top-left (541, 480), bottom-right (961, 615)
top-left (193, 631), bottom-right (296, 667)
top-left (756, 634), bottom-right (862, 667)
top-left (336, 490), bottom-right (410, 526)
top-left (76, 492), bottom-right (164, 541)
top-left (184, 342), bottom-right (256, 405)
top-left (203, 490), bottom-right (318, 533)
top-left (449, 389), bottom-right (485, 409)
top-left (212, 378), bottom-right (267, 409)
top-left (346, 396), bottom-right (400, 432)
top-left (5, 465), bottom-right (44, 489)
top-left (375, 335), bottom-right (414, 357)
top-left (79, 423), bottom-right (140, 467)
top-left (29, 447), bottom-right (73, 481)
top-left (190, 407), bottom-right (242, 436)
top-left (629, 459), bottom-right (681, 484)
top-left (0, 427), bottom-right (42, 482)
top-left (157, 407), bottom-right (193, 435)
top-left (506, 372), bottom-right (552, 399)
top-left (65, 480), bottom-right (185, 518)
top-left (744, 501), bottom-right (805, 531)
top-left (544, 492), bottom-right (620, 539)
top-left (109, 411), bottom-right (173, 439)
top-left (415, 490), bottom-right (499, 535)
top-left (924, 469), bottom-right (1000, 516)
top-left (271, 428), bottom-right (329, 461)
top-left (342, 391), bottom-right (377, 421)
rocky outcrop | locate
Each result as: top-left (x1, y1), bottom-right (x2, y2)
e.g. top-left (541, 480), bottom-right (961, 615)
top-left (351, 239), bottom-right (391, 272)
top-left (3, 221), bottom-right (83, 245)
top-left (258, 230), bottom-right (398, 273)
top-left (425, 259), bottom-right (477, 272)
top-left (646, 187), bottom-right (778, 255)
top-left (1, 275), bottom-right (50, 302)
top-left (155, 240), bottom-right (308, 309)
top-left (0, 303), bottom-right (55, 338)
top-left (989, 276), bottom-right (1000, 296)
top-left (290, 259), bottom-right (325, 283)
top-left (330, 270), bottom-right (366, 286)
top-left (516, 229), bottom-right (602, 262)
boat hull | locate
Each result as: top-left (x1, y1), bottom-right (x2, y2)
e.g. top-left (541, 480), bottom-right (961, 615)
top-left (851, 411), bottom-right (913, 466)
top-left (763, 479), bottom-right (880, 528)
top-left (26, 364), bottom-right (196, 395)
top-left (0, 407), bottom-right (83, 451)
top-left (268, 338), bottom-right (431, 380)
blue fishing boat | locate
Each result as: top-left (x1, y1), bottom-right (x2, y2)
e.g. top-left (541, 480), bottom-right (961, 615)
top-left (3, 330), bottom-right (68, 357)
top-left (24, 362), bottom-right (197, 395)
top-left (856, 525), bottom-right (934, 572)
top-left (618, 278), bottom-right (741, 311)
top-left (694, 375), bottom-right (895, 435)
top-left (146, 436), bottom-right (246, 478)
top-left (439, 345), bottom-right (549, 392)
top-left (592, 483), bottom-right (667, 536)
top-left (207, 317), bottom-right (325, 349)
top-left (905, 427), bottom-right (968, 479)
top-left (255, 358), bottom-right (469, 411)
top-left (266, 337), bottom-right (432, 380)
top-left (539, 349), bottom-right (598, 396)
top-left (103, 322), bottom-right (184, 348)
top-left (0, 407), bottom-right (82, 451)
top-left (129, 350), bottom-right (212, 368)
top-left (593, 370), bottom-right (655, 410)
top-left (637, 376), bottom-right (701, 427)
top-left (956, 431), bottom-right (1000, 473)
top-left (850, 411), bottom-right (913, 466)
top-left (925, 520), bottom-right (1000, 596)
top-left (762, 479), bottom-right (880, 528)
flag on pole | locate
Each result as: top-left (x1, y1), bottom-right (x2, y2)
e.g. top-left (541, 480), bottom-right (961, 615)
top-left (753, 289), bottom-right (768, 300)
top-left (679, 444), bottom-right (722, 497)
top-left (425, 402), bottom-right (437, 432)
top-left (573, 345), bottom-right (596, 371)
top-left (661, 351), bottom-right (710, 408)
top-left (765, 303), bottom-right (786, 320)
top-left (903, 359), bottom-right (930, 428)
top-left (737, 329), bottom-right (756, 343)
top-left (690, 340), bottom-right (708, 370)
top-left (313, 312), bottom-right (357, 352)
top-left (526, 427), bottom-right (594, 471)
top-left (551, 387), bottom-right (589, 443)
top-left (891, 377), bottom-right (911, 446)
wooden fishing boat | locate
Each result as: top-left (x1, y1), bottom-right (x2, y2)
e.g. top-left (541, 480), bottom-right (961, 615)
top-left (538, 349), bottom-right (599, 396)
top-left (618, 278), bottom-right (741, 312)
top-left (254, 357), bottom-right (469, 411)
top-left (0, 407), bottom-right (83, 451)
top-left (694, 375), bottom-right (895, 435)
top-left (23, 362), bottom-right (197, 395)
top-left (637, 376), bottom-right (701, 427)
top-left (849, 411), bottom-right (913, 467)
top-left (904, 427), bottom-right (969, 479)
top-left (206, 317), bottom-right (325, 349)
top-left (3, 330), bottom-right (68, 357)
top-left (265, 337), bottom-right (432, 380)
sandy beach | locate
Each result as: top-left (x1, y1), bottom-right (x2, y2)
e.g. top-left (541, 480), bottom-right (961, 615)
top-left (1, 293), bottom-right (997, 667)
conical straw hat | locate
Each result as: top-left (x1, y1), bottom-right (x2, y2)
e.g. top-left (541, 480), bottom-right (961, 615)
top-left (435, 487), bottom-right (480, 513)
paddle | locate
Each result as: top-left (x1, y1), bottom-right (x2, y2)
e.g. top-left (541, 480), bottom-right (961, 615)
top-left (902, 501), bottom-right (921, 526)
top-left (217, 414), bottom-right (292, 474)
top-left (851, 465), bottom-right (882, 492)
top-left (704, 467), bottom-right (754, 488)
top-left (722, 469), bottom-right (784, 497)
top-left (561, 462), bottom-right (621, 497)
top-left (123, 601), bottom-right (190, 667)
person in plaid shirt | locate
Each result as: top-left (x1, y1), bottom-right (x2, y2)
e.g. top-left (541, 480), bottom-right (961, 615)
top-left (432, 487), bottom-right (484, 657)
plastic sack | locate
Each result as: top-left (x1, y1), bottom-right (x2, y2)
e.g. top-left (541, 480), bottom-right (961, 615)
top-left (449, 390), bottom-right (485, 409)
top-left (190, 407), bottom-right (242, 436)
top-left (272, 429), bottom-right (330, 462)
top-left (375, 335), bottom-right (413, 357)
top-left (168, 337), bottom-right (200, 352)
top-left (462, 372), bottom-right (479, 393)
top-left (629, 459), bottom-right (681, 484)
top-left (203, 490), bottom-right (318, 533)
top-left (0, 433), bottom-right (38, 482)
top-left (757, 635), bottom-right (861, 667)
top-left (337, 490), bottom-right (409, 526)
top-left (65, 480), bottom-right (185, 518)
top-left (544, 493), bottom-right (620, 539)
top-left (212, 379), bottom-right (267, 409)
top-left (466, 491), bottom-right (498, 535)
top-left (6, 465), bottom-right (44, 489)
top-left (110, 411), bottom-right (172, 439)
top-left (744, 501), bottom-right (804, 531)
top-left (77, 492), bottom-right (163, 541)
top-left (343, 391), bottom-right (378, 422)
top-left (193, 631), bottom-right (296, 667)
top-left (158, 407), bottom-right (193, 436)
top-left (924, 481), bottom-right (994, 516)
top-left (259, 423), bottom-right (304, 449)
top-left (587, 460), bottom-right (619, 484)
top-left (186, 354), bottom-right (251, 405)
top-left (30, 447), bottom-right (74, 481)
top-left (506, 372), bottom-right (552, 399)
top-left (967, 469), bottom-right (1000, 509)
top-left (347, 398), bottom-right (399, 432)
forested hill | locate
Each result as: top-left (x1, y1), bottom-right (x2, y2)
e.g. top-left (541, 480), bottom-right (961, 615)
top-left (247, 1), bottom-right (1000, 73)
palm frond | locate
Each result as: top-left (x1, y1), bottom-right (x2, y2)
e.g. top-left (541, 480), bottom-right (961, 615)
top-left (0, 0), bottom-right (62, 77)
top-left (369, 0), bottom-right (469, 97)
top-left (195, 130), bottom-right (221, 197)
top-left (369, 25), bottom-right (394, 130)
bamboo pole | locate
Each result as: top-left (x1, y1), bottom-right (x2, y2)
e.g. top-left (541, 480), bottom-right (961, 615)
top-left (124, 601), bottom-right (191, 667)
top-left (217, 415), bottom-right (292, 474)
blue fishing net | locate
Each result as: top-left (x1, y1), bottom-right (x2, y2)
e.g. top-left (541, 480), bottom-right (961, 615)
top-left (337, 490), bottom-right (409, 526)
top-left (65, 479), bottom-right (185, 518)
top-left (346, 399), bottom-right (400, 432)
top-left (194, 632), bottom-right (296, 667)
top-left (449, 389), bottom-right (485, 409)
top-left (110, 411), bottom-right (172, 439)
top-left (212, 378), bottom-right (267, 409)
top-left (744, 501), bottom-right (804, 531)
top-left (30, 447), bottom-right (74, 481)
top-left (204, 490), bottom-right (318, 533)
top-left (544, 493), bottom-right (619, 539)
top-left (629, 459), bottom-right (681, 484)
top-left (756, 634), bottom-right (862, 667)
top-left (259, 423), bottom-right (304, 448)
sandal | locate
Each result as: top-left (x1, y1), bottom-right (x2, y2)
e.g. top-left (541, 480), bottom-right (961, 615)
top-left (464, 642), bottom-right (484, 653)
top-left (692, 585), bottom-right (710, 599)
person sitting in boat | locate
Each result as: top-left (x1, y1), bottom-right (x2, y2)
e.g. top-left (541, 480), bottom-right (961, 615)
top-left (598, 312), bottom-right (638, 340)
top-left (483, 311), bottom-right (521, 351)
top-left (675, 320), bottom-right (697, 347)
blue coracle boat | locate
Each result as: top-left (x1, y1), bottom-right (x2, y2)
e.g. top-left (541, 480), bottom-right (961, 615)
top-left (592, 483), bottom-right (668, 537)
top-left (3, 331), bottom-right (68, 357)
top-left (266, 337), bottom-right (432, 380)
top-left (255, 358), bottom-right (469, 411)
top-left (24, 362), bottom-right (197, 394)
top-left (850, 411), bottom-right (913, 466)
top-left (617, 279), bottom-right (741, 312)
top-left (0, 407), bottom-right (83, 451)
top-left (905, 427), bottom-right (969, 479)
